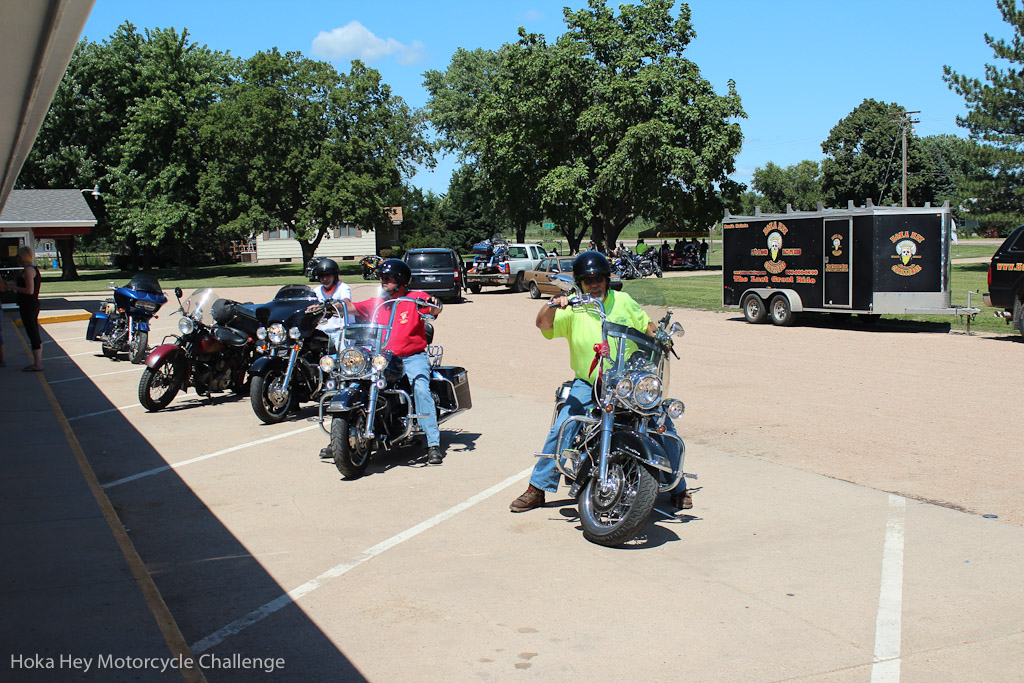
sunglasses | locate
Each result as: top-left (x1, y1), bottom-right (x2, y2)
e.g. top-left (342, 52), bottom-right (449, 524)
top-left (582, 275), bottom-right (606, 285)
top-left (381, 275), bottom-right (398, 283)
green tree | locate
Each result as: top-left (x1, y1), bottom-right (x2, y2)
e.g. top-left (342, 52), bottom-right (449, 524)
top-left (943, 0), bottom-right (1024, 235)
top-left (751, 160), bottom-right (822, 213)
top-left (204, 51), bottom-right (431, 265)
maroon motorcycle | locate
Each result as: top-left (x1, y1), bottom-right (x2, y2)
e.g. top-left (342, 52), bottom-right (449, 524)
top-left (138, 287), bottom-right (259, 411)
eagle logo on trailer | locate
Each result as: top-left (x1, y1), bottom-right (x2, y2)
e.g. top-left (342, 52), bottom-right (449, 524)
top-left (831, 234), bottom-right (843, 256)
top-left (890, 231), bottom-right (924, 276)
top-left (763, 222), bottom-right (788, 274)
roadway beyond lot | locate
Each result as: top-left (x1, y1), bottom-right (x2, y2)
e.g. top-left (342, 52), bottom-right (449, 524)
top-left (3, 282), bottom-right (1023, 682)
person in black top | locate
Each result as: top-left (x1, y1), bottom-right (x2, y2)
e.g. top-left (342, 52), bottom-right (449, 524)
top-left (7, 246), bottom-right (43, 371)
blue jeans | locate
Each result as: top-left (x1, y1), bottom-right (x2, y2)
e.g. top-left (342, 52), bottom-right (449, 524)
top-left (530, 378), bottom-right (685, 494)
top-left (402, 351), bottom-right (440, 448)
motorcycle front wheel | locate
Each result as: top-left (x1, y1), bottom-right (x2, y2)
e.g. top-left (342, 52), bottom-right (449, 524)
top-left (578, 451), bottom-right (659, 547)
top-left (138, 360), bottom-right (183, 411)
top-left (331, 412), bottom-right (372, 479)
top-left (250, 369), bottom-right (292, 424)
top-left (129, 331), bottom-right (148, 364)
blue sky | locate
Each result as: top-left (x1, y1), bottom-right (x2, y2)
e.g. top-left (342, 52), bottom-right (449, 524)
top-left (82, 0), bottom-right (1011, 195)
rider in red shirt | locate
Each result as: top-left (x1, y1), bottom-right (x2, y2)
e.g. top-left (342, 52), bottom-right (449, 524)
top-left (351, 259), bottom-right (445, 464)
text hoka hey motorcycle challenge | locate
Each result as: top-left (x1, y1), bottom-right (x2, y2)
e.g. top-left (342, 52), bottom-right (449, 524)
top-left (313, 297), bottom-right (472, 479)
top-left (541, 274), bottom-right (692, 546)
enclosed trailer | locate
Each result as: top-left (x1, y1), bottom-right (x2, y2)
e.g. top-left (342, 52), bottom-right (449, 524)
top-left (721, 202), bottom-right (979, 326)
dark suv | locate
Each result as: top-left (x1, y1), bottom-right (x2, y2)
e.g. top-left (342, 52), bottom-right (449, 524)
top-left (985, 224), bottom-right (1024, 337)
top-left (405, 248), bottom-right (463, 303)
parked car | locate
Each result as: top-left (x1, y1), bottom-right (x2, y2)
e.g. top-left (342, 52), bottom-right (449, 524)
top-left (465, 242), bottom-right (547, 293)
top-left (405, 247), bottom-right (464, 303)
top-left (523, 256), bottom-right (623, 299)
top-left (984, 224), bottom-right (1024, 336)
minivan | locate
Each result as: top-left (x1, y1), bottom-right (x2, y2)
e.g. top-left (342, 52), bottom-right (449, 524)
top-left (405, 248), bottom-right (463, 303)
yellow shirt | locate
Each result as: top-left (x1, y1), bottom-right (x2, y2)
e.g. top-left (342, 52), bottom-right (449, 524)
top-left (542, 289), bottom-right (652, 383)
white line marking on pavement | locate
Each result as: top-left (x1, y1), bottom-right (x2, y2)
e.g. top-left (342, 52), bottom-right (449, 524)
top-left (101, 425), bottom-right (321, 489)
top-left (190, 466), bottom-right (533, 654)
top-left (44, 336), bottom-right (89, 344)
top-left (43, 350), bottom-right (105, 361)
top-left (871, 494), bottom-right (906, 683)
top-left (68, 403), bottom-right (142, 421)
top-left (48, 367), bottom-right (144, 384)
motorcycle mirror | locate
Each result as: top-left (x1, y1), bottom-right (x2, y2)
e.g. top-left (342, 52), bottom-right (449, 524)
top-left (255, 306), bottom-right (270, 325)
top-left (174, 287), bottom-right (183, 299)
top-left (548, 273), bottom-right (575, 292)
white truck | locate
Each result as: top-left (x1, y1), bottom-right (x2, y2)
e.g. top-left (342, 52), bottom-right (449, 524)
top-left (465, 242), bottom-right (549, 293)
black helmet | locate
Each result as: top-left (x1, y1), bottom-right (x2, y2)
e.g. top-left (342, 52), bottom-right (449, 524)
top-left (378, 258), bottom-right (411, 287)
top-left (572, 251), bottom-right (611, 285)
top-left (313, 258), bottom-right (339, 280)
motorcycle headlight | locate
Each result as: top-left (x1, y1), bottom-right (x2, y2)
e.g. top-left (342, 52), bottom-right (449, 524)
top-left (268, 323), bottom-right (287, 345)
top-left (289, 326), bottom-right (301, 340)
top-left (371, 353), bottom-right (389, 371)
top-left (665, 399), bottom-right (685, 419)
top-left (178, 317), bottom-right (195, 335)
top-left (340, 348), bottom-right (369, 376)
top-left (614, 377), bottom-right (633, 398)
top-left (319, 355), bottom-right (336, 373)
top-left (256, 326), bottom-right (267, 340)
top-left (633, 374), bottom-right (662, 409)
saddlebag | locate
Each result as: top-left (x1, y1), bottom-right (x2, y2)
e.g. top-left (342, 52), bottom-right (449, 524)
top-left (431, 366), bottom-right (472, 413)
top-left (86, 312), bottom-right (109, 341)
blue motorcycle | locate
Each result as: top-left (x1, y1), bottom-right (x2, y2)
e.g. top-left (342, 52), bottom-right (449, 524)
top-left (86, 273), bottom-right (168, 363)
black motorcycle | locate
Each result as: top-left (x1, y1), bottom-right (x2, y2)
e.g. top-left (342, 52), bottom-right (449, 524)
top-left (315, 297), bottom-right (472, 479)
top-left (137, 287), bottom-right (259, 411)
top-left (249, 285), bottom-right (333, 424)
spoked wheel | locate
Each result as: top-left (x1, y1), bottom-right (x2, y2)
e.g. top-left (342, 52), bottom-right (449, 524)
top-left (129, 331), bottom-right (148, 364)
top-left (331, 412), bottom-right (373, 479)
top-left (138, 360), bottom-right (183, 411)
top-left (250, 369), bottom-right (292, 424)
top-left (578, 451), bottom-right (659, 547)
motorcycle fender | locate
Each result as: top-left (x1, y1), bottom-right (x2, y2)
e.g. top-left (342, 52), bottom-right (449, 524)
top-left (144, 343), bottom-right (184, 369)
top-left (327, 384), bottom-right (367, 413)
top-left (249, 355), bottom-right (287, 378)
top-left (611, 431), bottom-right (672, 474)
top-left (135, 320), bottom-right (150, 332)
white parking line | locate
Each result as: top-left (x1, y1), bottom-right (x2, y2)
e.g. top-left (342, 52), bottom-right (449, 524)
top-left (871, 494), bottom-right (906, 683)
top-left (43, 350), bottom-right (106, 361)
top-left (190, 466), bottom-right (533, 654)
top-left (43, 336), bottom-right (89, 344)
top-left (68, 403), bottom-right (142, 421)
top-left (48, 367), bottom-right (144, 384)
top-left (101, 425), bottom-right (321, 489)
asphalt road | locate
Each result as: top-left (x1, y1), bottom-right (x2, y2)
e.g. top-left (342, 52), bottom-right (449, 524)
top-left (22, 281), bottom-right (1024, 682)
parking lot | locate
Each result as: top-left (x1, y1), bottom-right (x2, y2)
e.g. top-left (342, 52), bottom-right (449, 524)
top-left (3, 281), bottom-right (1024, 682)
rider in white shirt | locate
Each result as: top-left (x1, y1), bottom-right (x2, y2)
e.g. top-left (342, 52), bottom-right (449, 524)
top-left (312, 259), bottom-right (353, 332)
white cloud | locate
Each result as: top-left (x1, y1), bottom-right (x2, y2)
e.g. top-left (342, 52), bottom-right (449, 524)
top-left (311, 21), bottom-right (426, 65)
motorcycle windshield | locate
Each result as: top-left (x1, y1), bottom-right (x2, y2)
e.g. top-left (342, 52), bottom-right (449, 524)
top-left (604, 321), bottom-right (669, 393)
top-left (126, 273), bottom-right (163, 294)
top-left (183, 288), bottom-right (220, 327)
top-left (331, 322), bottom-right (387, 356)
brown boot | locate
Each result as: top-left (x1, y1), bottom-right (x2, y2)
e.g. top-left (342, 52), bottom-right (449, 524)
top-left (671, 490), bottom-right (693, 510)
top-left (510, 485), bottom-right (545, 513)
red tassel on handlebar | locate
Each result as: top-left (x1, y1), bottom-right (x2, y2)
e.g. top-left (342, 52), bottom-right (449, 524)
top-left (589, 341), bottom-right (610, 376)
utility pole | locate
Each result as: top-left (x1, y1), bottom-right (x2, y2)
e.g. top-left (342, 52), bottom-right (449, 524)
top-left (896, 110), bottom-right (920, 207)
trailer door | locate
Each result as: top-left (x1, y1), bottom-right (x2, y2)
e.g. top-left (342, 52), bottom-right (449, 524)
top-left (823, 218), bottom-right (852, 307)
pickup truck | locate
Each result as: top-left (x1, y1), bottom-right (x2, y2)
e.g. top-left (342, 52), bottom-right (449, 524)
top-left (465, 243), bottom-right (548, 294)
top-left (984, 224), bottom-right (1024, 336)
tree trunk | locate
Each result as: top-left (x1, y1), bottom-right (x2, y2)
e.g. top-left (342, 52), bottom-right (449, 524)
top-left (57, 238), bottom-right (79, 280)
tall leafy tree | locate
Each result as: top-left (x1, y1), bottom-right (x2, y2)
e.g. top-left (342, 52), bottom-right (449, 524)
top-left (106, 27), bottom-right (234, 274)
top-left (204, 51), bottom-right (430, 264)
top-left (943, 0), bottom-right (1024, 235)
top-left (751, 160), bottom-right (822, 213)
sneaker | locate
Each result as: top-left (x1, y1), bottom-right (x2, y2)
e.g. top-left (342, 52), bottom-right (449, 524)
top-left (426, 446), bottom-right (443, 465)
top-left (510, 484), bottom-right (545, 513)
top-left (671, 490), bottom-right (693, 510)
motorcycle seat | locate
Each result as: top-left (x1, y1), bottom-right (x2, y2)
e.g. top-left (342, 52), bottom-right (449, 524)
top-left (214, 326), bottom-right (250, 347)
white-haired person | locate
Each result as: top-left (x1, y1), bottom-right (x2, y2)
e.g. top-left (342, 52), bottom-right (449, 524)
top-left (6, 246), bottom-right (43, 371)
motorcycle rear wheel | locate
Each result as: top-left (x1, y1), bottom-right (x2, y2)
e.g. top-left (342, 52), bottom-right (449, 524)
top-left (578, 451), bottom-right (658, 547)
top-left (129, 331), bottom-right (148, 364)
top-left (250, 369), bottom-right (292, 424)
top-left (331, 412), bottom-right (372, 479)
top-left (138, 360), bottom-right (182, 411)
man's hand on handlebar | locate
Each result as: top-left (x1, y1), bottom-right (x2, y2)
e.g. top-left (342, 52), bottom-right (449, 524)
top-left (548, 295), bottom-right (571, 309)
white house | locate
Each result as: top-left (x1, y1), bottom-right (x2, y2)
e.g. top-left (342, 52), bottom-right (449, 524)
top-left (254, 207), bottom-right (402, 263)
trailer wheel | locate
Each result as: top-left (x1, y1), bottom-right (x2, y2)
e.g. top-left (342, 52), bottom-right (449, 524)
top-left (742, 294), bottom-right (767, 324)
top-left (769, 295), bottom-right (795, 326)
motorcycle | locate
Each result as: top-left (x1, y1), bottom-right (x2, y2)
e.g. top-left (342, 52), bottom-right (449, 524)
top-left (668, 246), bottom-right (702, 271)
top-left (85, 274), bottom-right (167, 363)
top-left (137, 287), bottom-right (259, 411)
top-left (359, 255), bottom-right (385, 280)
top-left (248, 285), bottom-right (332, 424)
top-left (637, 250), bottom-right (664, 278)
top-left (613, 250), bottom-right (645, 280)
top-left (315, 297), bottom-right (472, 479)
top-left (540, 274), bottom-right (690, 546)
